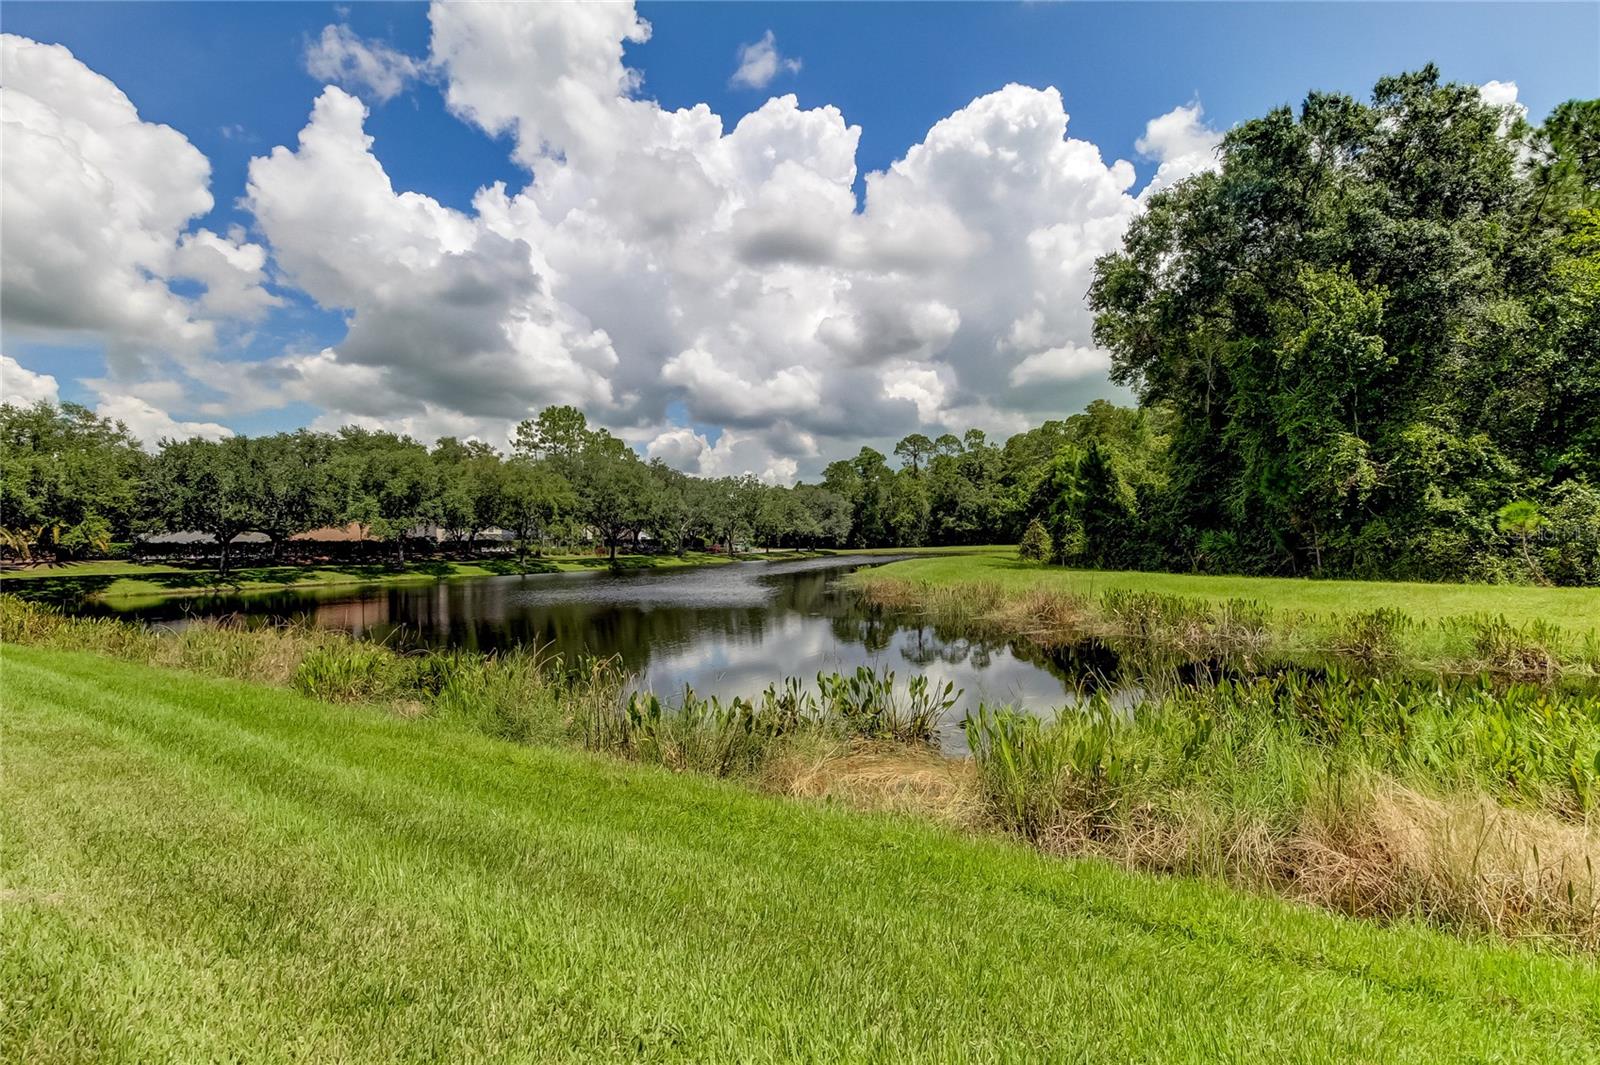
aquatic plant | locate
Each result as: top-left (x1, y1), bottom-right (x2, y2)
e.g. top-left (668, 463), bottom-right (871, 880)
top-left (815, 667), bottom-right (959, 744)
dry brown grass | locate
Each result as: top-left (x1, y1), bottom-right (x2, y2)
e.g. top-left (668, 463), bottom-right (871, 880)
top-left (762, 729), bottom-right (1600, 949)
top-left (1004, 776), bottom-right (1600, 951)
top-left (989, 587), bottom-right (1094, 645)
top-left (762, 737), bottom-right (984, 826)
top-left (1291, 782), bottom-right (1600, 949)
top-left (856, 577), bottom-right (924, 612)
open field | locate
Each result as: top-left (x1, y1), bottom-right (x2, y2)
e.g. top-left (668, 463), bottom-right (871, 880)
top-left (6, 644), bottom-right (1600, 1064)
top-left (855, 553), bottom-right (1600, 668)
top-left (0, 550), bottom-right (811, 603)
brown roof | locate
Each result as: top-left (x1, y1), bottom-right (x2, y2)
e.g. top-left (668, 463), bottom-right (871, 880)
top-left (289, 522), bottom-right (369, 542)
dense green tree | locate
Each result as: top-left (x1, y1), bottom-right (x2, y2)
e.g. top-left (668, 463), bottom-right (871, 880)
top-left (834, 448), bottom-right (893, 546)
top-left (754, 487), bottom-right (798, 550)
top-left (794, 484), bottom-right (852, 547)
top-left (1539, 480), bottom-right (1600, 586)
top-left (432, 437), bottom-right (509, 553)
top-left (248, 431), bottom-right (339, 558)
top-left (893, 433), bottom-right (935, 475)
top-left (1526, 99), bottom-right (1600, 223)
top-left (144, 436), bottom-right (258, 574)
top-left (642, 461), bottom-right (698, 555)
top-left (512, 405), bottom-right (590, 465)
top-left (1018, 518), bottom-right (1052, 563)
top-left (333, 429), bottom-right (439, 563)
top-left (501, 458), bottom-right (574, 566)
top-left (575, 434), bottom-right (651, 562)
top-left (1090, 66), bottom-right (1595, 580)
top-left (0, 401), bottom-right (144, 560)
top-left (885, 471), bottom-right (930, 546)
top-left (1543, 208), bottom-right (1600, 483)
top-left (731, 475), bottom-right (768, 551)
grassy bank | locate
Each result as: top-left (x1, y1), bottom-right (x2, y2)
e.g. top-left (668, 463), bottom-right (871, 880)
top-left (853, 553), bottom-right (1600, 676)
top-left (6, 645), bottom-right (1600, 1063)
top-left (4, 596), bottom-right (1597, 950)
top-left (0, 549), bottom-right (824, 604)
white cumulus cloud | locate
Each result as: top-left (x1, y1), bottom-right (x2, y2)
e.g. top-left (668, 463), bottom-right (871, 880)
top-left (245, 87), bottom-right (621, 428)
top-left (304, 24), bottom-right (425, 102)
top-left (236, 4), bottom-right (1227, 470)
top-left (1, 355), bottom-right (59, 405)
top-left (1479, 79), bottom-right (1527, 134)
top-left (645, 425), bottom-right (805, 484)
top-left (1009, 343), bottom-right (1111, 387)
top-left (1135, 101), bottom-right (1222, 200)
top-left (730, 31), bottom-right (801, 90)
top-left (0, 34), bottom-right (274, 376)
top-left (3, 7), bottom-right (1234, 475)
top-left (95, 393), bottom-right (234, 448)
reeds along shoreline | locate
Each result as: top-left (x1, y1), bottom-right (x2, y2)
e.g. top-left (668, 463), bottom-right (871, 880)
top-left (3, 594), bottom-right (1596, 950)
top-left (853, 575), bottom-right (1599, 681)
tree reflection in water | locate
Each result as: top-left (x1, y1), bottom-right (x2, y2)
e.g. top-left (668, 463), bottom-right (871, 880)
top-left (89, 557), bottom-right (1172, 739)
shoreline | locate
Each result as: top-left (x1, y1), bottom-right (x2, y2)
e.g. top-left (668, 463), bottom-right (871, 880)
top-left (0, 545), bottom-right (1013, 605)
top-left (5, 595), bottom-right (1595, 952)
top-left (0, 549), bottom-right (816, 604)
top-left (850, 554), bottom-right (1600, 677)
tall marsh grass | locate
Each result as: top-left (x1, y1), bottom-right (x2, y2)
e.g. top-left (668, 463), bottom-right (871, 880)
top-left (0, 595), bottom-right (599, 745)
top-left (963, 677), bottom-right (1600, 947)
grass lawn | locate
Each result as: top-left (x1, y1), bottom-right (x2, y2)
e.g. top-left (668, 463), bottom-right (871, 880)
top-left (0, 550), bottom-right (812, 603)
top-left (5, 645), bottom-right (1598, 1063)
top-left (861, 553), bottom-right (1600, 641)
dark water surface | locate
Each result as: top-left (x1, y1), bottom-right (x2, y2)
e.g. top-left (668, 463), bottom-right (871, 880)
top-left (91, 557), bottom-right (1097, 739)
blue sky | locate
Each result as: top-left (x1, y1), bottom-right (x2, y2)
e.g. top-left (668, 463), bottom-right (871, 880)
top-left (3, 2), bottom-right (1596, 474)
top-left (9, 3), bottom-right (1595, 216)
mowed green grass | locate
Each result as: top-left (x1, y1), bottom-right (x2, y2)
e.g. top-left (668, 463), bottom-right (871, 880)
top-left (865, 553), bottom-right (1600, 638)
top-left (5, 647), bottom-right (1598, 1063)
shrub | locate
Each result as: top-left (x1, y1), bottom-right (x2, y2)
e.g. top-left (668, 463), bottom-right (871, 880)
top-left (1018, 519), bottom-right (1053, 563)
top-left (1456, 615), bottom-right (1566, 680)
top-left (1541, 480), bottom-right (1600, 586)
top-left (1329, 608), bottom-right (1412, 664)
top-left (292, 643), bottom-right (409, 703)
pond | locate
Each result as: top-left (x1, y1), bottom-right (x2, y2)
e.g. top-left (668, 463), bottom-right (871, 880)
top-left (85, 555), bottom-right (1122, 747)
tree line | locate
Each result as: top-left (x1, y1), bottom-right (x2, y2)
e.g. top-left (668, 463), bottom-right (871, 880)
top-left (0, 402), bottom-right (844, 571)
top-left (0, 398), bottom-right (1123, 571)
top-left (5, 385), bottom-right (1590, 583)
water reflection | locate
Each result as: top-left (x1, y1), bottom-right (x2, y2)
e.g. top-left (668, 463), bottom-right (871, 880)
top-left (92, 556), bottom-right (1100, 744)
